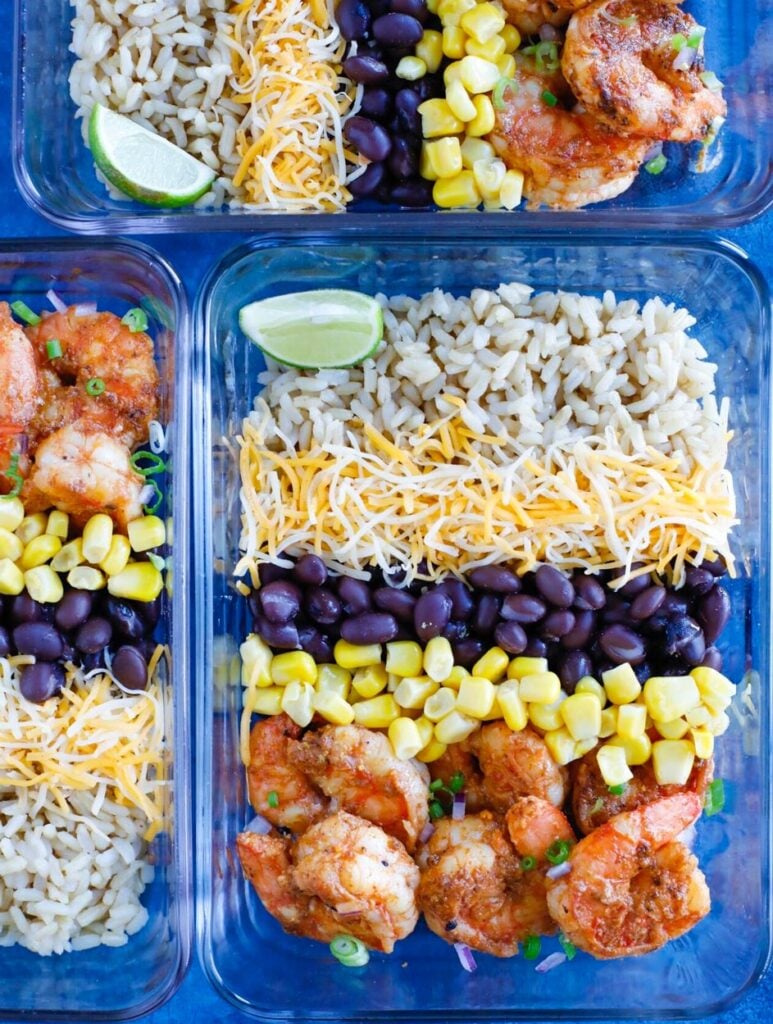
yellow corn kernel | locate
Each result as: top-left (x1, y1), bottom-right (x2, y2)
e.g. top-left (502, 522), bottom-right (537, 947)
top-left (420, 142), bottom-right (439, 181)
top-left (691, 728), bottom-right (714, 760)
top-left (501, 23), bottom-right (521, 52)
top-left (0, 527), bottom-right (23, 562)
top-left (499, 169), bottom-right (524, 209)
top-left (467, 94), bottom-right (496, 135)
top-left (271, 651), bottom-right (317, 686)
top-left (472, 646), bottom-right (509, 682)
top-left (334, 639), bottom-right (381, 670)
top-left (442, 25), bottom-right (466, 58)
top-left (433, 171), bottom-right (481, 208)
top-left (16, 513), bottom-right (47, 545)
top-left (251, 686), bottom-right (284, 717)
top-left (460, 2), bottom-right (505, 41)
top-left (387, 673), bottom-right (401, 692)
top-left (496, 52), bottom-right (516, 78)
top-left (416, 29), bottom-right (444, 72)
top-left (425, 137), bottom-right (463, 179)
top-left (437, 0), bottom-right (476, 26)
top-left (575, 676), bottom-right (606, 707)
top-left (708, 710), bottom-right (730, 736)
top-left (67, 566), bottom-right (107, 591)
top-left (396, 55), bottom-right (427, 80)
top-left (81, 513), bottom-right (114, 564)
top-left (385, 641), bottom-right (422, 679)
top-left (51, 538), bottom-right (84, 573)
top-left (20, 534), bottom-right (62, 571)
top-left (425, 686), bottom-right (457, 722)
top-left (651, 739), bottom-right (695, 786)
top-left (544, 727), bottom-right (578, 767)
top-left (353, 693), bottom-right (400, 728)
top-left (127, 514), bottom-right (166, 555)
top-left (46, 510), bottom-right (69, 539)
top-left (609, 732), bottom-right (652, 766)
top-left (414, 715), bottom-right (435, 749)
top-left (596, 744), bottom-right (634, 788)
top-left (416, 737), bottom-right (448, 763)
top-left (643, 675), bottom-right (700, 723)
top-left (574, 736), bottom-right (598, 758)
top-left (24, 565), bottom-right (64, 605)
top-left (497, 679), bottom-right (528, 731)
top-left (560, 692), bottom-right (602, 742)
top-left (616, 702), bottom-right (647, 739)
top-left (0, 497), bottom-right (24, 533)
top-left (99, 534), bottom-right (131, 576)
top-left (464, 34), bottom-right (506, 61)
top-left (394, 675), bottom-right (438, 709)
top-left (456, 675), bottom-right (496, 719)
top-left (520, 671), bottom-right (561, 705)
top-left (444, 665), bottom-right (470, 691)
top-left (316, 663), bottom-right (351, 699)
top-left (685, 705), bottom-right (712, 728)
top-left (240, 633), bottom-right (273, 688)
top-left (106, 562), bottom-right (163, 602)
top-left (599, 705), bottom-right (618, 738)
top-left (507, 656), bottom-right (548, 680)
top-left (528, 695), bottom-right (565, 732)
top-left (460, 136), bottom-right (496, 169)
top-left (313, 689), bottom-right (355, 725)
top-left (426, 0), bottom-right (438, 12)
top-left (446, 78), bottom-right (477, 121)
top-left (482, 692), bottom-right (503, 721)
top-left (472, 158), bottom-right (506, 201)
top-left (434, 709), bottom-right (478, 744)
top-left (655, 716), bottom-right (690, 740)
top-left (352, 663), bottom-right (388, 699)
top-left (418, 98), bottom-right (464, 138)
top-left (281, 680), bottom-right (315, 727)
top-left (602, 663), bottom-right (641, 705)
top-left (691, 666), bottom-right (736, 714)
top-left (423, 636), bottom-right (455, 682)
top-left (458, 56), bottom-right (500, 94)
top-left (443, 60), bottom-right (465, 86)
top-left (0, 558), bottom-right (24, 596)
top-left (389, 717), bottom-right (424, 760)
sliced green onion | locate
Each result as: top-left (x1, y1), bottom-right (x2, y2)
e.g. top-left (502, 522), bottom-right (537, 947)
top-left (523, 40), bottom-right (559, 72)
top-left (493, 76), bottom-right (518, 110)
top-left (558, 934), bottom-right (577, 960)
top-left (520, 855), bottom-right (536, 872)
top-left (130, 451), bottom-right (167, 477)
top-left (523, 934), bottom-right (541, 960)
top-left (601, 9), bottom-right (637, 27)
top-left (644, 153), bottom-right (668, 175)
top-left (147, 552), bottom-right (166, 571)
top-left (541, 90), bottom-right (558, 107)
top-left (330, 934), bottom-right (369, 968)
top-left (704, 778), bottom-right (725, 817)
top-left (142, 478), bottom-right (164, 515)
top-left (608, 783), bottom-right (627, 795)
top-left (429, 779), bottom-right (444, 792)
top-left (2, 454), bottom-right (23, 498)
top-left (429, 799), bottom-right (445, 821)
top-left (45, 338), bottom-right (63, 360)
top-left (267, 790), bottom-right (279, 809)
top-left (688, 25), bottom-right (706, 47)
top-left (591, 797), bottom-right (604, 815)
top-left (700, 70), bottom-right (723, 93)
top-left (449, 770), bottom-right (465, 794)
top-left (545, 839), bottom-right (572, 865)
top-left (85, 377), bottom-right (106, 396)
top-left (670, 32), bottom-right (688, 51)
top-left (121, 307), bottom-right (149, 334)
top-left (11, 301), bottom-right (41, 326)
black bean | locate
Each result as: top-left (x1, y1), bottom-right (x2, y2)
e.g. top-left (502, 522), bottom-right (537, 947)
top-left (373, 12), bottom-right (423, 44)
top-left (338, 577), bottom-right (373, 616)
top-left (54, 590), bottom-right (94, 631)
top-left (663, 616), bottom-right (701, 656)
top-left (257, 617), bottom-right (300, 650)
top-left (452, 638), bottom-right (484, 667)
top-left (11, 593), bottom-right (43, 623)
top-left (616, 572), bottom-right (651, 599)
top-left (572, 573), bottom-right (606, 611)
top-left (523, 637), bottom-right (548, 658)
top-left (701, 555), bottom-right (727, 578)
top-left (82, 650), bottom-right (107, 673)
top-left (472, 593), bottom-right (500, 637)
top-left (390, 179), bottom-right (434, 208)
top-left (598, 624), bottom-right (646, 664)
top-left (292, 554), bottom-right (328, 588)
top-left (642, 613), bottom-right (669, 635)
top-left (468, 566), bottom-right (521, 594)
top-left (112, 646), bottom-right (149, 691)
top-left (390, 0), bottom-right (427, 21)
top-left (305, 587), bottom-right (342, 626)
top-left (494, 620), bottom-right (527, 654)
top-left (394, 88), bottom-right (422, 135)
top-left (259, 563), bottom-right (289, 586)
top-left (684, 566), bottom-right (715, 596)
top-left (388, 135), bottom-right (419, 180)
top-left (20, 662), bottom-right (64, 703)
top-left (442, 620), bottom-right (469, 642)
top-left (436, 579), bottom-right (474, 621)
top-left (344, 116), bottom-right (392, 161)
top-left (602, 601), bottom-right (631, 625)
top-left (558, 650), bottom-right (592, 691)
top-left (341, 612), bottom-right (398, 645)
top-left (139, 596), bottom-right (162, 629)
top-left (361, 88), bottom-right (393, 122)
top-left (336, 0), bottom-right (372, 39)
top-left (104, 597), bottom-right (145, 639)
top-left (299, 628), bottom-right (334, 662)
top-left (414, 591), bottom-right (453, 642)
top-left (13, 622), bottom-right (63, 661)
top-left (660, 660), bottom-right (689, 677)
top-left (629, 586), bottom-right (666, 621)
top-left (260, 580), bottom-right (301, 624)
top-left (373, 178), bottom-right (395, 205)
top-left (534, 565), bottom-right (574, 608)
top-left (349, 161), bottom-right (387, 198)
top-left (541, 610), bottom-right (575, 640)
top-left (697, 586), bottom-right (731, 645)
top-left (701, 646), bottom-right (723, 671)
top-left (561, 609), bottom-right (595, 649)
top-left (343, 54), bottom-right (390, 84)
top-left (0, 626), bottom-right (9, 658)
top-left (373, 586), bottom-right (416, 622)
top-left (75, 617), bottom-right (113, 654)
top-left (680, 630), bottom-right (706, 667)
top-left (660, 593), bottom-right (688, 617)
top-left (633, 661), bottom-right (652, 684)
top-left (501, 593), bottom-right (546, 624)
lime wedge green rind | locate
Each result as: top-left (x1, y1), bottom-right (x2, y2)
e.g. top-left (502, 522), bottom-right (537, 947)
top-left (239, 290), bottom-right (384, 369)
top-left (88, 104), bottom-right (216, 209)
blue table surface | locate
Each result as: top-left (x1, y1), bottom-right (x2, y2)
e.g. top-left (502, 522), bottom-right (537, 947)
top-left (1, 30), bottom-right (771, 1024)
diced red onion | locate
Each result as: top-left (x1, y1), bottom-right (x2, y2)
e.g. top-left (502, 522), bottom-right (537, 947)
top-left (16, 433), bottom-right (29, 455)
top-left (46, 288), bottom-right (68, 313)
top-left (455, 943), bottom-right (478, 973)
top-left (139, 483), bottom-right (156, 505)
top-left (452, 793), bottom-right (466, 820)
top-left (643, 141), bottom-right (663, 162)
top-left (419, 822), bottom-right (436, 843)
top-left (535, 951), bottom-right (567, 974)
top-left (245, 814), bottom-right (272, 835)
top-left (73, 302), bottom-right (97, 316)
top-left (538, 23), bottom-right (559, 41)
top-left (673, 46), bottom-right (696, 71)
top-left (546, 861), bottom-right (572, 880)
top-left (149, 419), bottom-right (168, 455)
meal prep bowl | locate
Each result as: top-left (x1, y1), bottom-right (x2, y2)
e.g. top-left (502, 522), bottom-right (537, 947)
top-left (13, 0), bottom-right (773, 233)
top-left (0, 240), bottom-right (192, 1021)
top-left (194, 232), bottom-right (772, 1021)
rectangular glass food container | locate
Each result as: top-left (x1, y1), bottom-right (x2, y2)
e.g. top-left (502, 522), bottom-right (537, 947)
top-left (194, 232), bottom-right (772, 1021)
top-left (13, 0), bottom-right (772, 233)
top-left (0, 240), bottom-right (192, 1021)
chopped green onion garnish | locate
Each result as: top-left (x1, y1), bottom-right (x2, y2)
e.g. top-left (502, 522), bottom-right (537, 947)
top-left (608, 783), bottom-right (627, 795)
top-left (121, 307), bottom-right (149, 334)
top-left (493, 76), bottom-right (517, 111)
top-left (546, 839), bottom-right (572, 865)
top-left (429, 779), bottom-right (444, 792)
top-left (541, 90), bottom-right (558, 107)
top-left (530, 40), bottom-right (559, 71)
top-left (330, 934), bottom-right (369, 968)
top-left (704, 778), bottom-right (725, 817)
top-left (130, 451), bottom-right (167, 476)
top-left (147, 552), bottom-right (166, 571)
top-left (429, 799), bottom-right (445, 820)
top-left (558, 934), bottom-right (577, 960)
top-left (644, 153), bottom-right (668, 175)
top-left (267, 790), bottom-right (279, 809)
top-left (591, 797), bottom-right (604, 815)
top-left (449, 771), bottom-right (465, 794)
top-left (520, 855), bottom-right (536, 872)
top-left (2, 454), bottom-right (23, 498)
top-left (670, 32), bottom-right (688, 51)
top-left (523, 934), bottom-right (541, 960)
top-left (11, 301), bottom-right (40, 326)
top-left (688, 25), bottom-right (706, 47)
top-left (45, 339), bottom-right (63, 360)
top-left (142, 478), bottom-right (164, 515)
top-left (85, 377), bottom-right (106, 396)
top-left (699, 70), bottom-right (723, 93)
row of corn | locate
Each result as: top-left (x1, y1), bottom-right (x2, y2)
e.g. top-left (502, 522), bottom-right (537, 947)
top-left (240, 634), bottom-right (736, 785)
top-left (0, 496), bottom-right (165, 603)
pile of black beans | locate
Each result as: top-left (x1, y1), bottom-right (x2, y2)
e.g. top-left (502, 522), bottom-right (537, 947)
top-left (0, 588), bottom-right (162, 703)
top-left (250, 555), bottom-right (731, 687)
top-left (337, 0), bottom-right (441, 207)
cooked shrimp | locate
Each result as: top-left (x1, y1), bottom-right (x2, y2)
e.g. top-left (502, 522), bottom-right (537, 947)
top-left (237, 810), bottom-right (419, 953)
top-left (288, 724), bottom-right (430, 852)
top-left (505, 794), bottom-right (576, 861)
top-left (472, 722), bottom-right (569, 812)
top-left (500, 0), bottom-right (570, 36)
top-left (0, 303), bottom-right (39, 486)
top-left (546, 793), bottom-right (710, 958)
top-left (562, 0), bottom-right (727, 141)
top-left (490, 61), bottom-right (651, 208)
top-left (428, 739), bottom-right (488, 814)
top-left (246, 714), bottom-right (329, 834)
top-left (26, 308), bottom-right (159, 448)
top-left (30, 368), bottom-right (138, 450)
top-left (23, 420), bottom-right (145, 527)
top-left (571, 746), bottom-right (713, 834)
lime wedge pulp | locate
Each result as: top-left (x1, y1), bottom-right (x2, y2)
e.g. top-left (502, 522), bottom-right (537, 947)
top-left (239, 290), bottom-right (384, 369)
top-left (88, 104), bottom-right (216, 208)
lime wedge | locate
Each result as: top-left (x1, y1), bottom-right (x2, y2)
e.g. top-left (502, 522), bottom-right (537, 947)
top-left (88, 104), bottom-right (216, 208)
top-left (239, 290), bottom-right (384, 369)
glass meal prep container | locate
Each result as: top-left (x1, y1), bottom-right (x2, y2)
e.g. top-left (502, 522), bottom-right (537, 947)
top-left (13, 0), bottom-right (773, 233)
top-left (194, 232), bottom-right (772, 1021)
top-left (0, 240), bottom-right (192, 1021)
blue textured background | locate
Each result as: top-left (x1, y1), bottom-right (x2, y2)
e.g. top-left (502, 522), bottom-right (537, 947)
top-left (1, 31), bottom-right (770, 1024)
